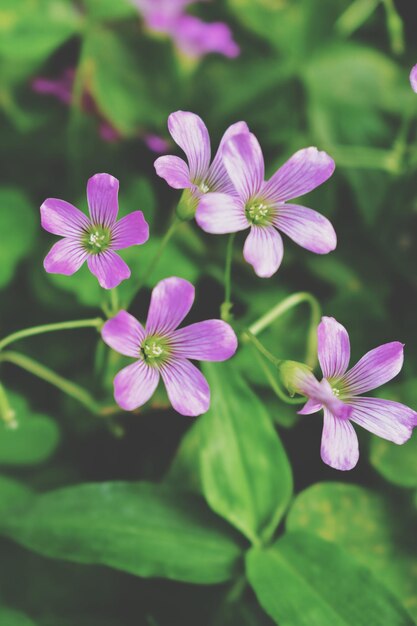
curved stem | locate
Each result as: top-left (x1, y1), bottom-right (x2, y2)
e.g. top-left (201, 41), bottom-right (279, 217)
top-left (126, 216), bottom-right (181, 307)
top-left (0, 381), bottom-right (17, 427)
top-left (248, 292), bottom-right (321, 368)
top-left (221, 233), bottom-right (236, 322)
top-left (248, 343), bottom-right (304, 406)
top-left (0, 351), bottom-right (101, 414)
top-left (242, 331), bottom-right (282, 368)
top-left (0, 318), bottom-right (103, 352)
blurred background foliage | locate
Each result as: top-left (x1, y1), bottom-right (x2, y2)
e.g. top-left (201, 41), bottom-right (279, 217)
top-left (1, 0), bottom-right (417, 624)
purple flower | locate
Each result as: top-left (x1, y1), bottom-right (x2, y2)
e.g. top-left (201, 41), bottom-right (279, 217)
top-left (101, 277), bottom-right (238, 416)
top-left (196, 133), bottom-right (337, 278)
top-left (133, 0), bottom-right (239, 59)
top-left (295, 316), bottom-right (417, 471)
top-left (41, 173), bottom-right (149, 289)
top-left (410, 64), bottom-right (417, 92)
top-left (154, 111), bottom-right (249, 212)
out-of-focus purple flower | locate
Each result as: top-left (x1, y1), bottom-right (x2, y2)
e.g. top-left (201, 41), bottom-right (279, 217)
top-left (292, 316), bottom-right (417, 471)
top-left (196, 133), bottom-right (337, 278)
top-left (410, 64), bottom-right (417, 92)
top-left (144, 133), bottom-right (171, 154)
top-left (41, 173), bottom-right (149, 289)
top-left (32, 68), bottom-right (121, 143)
top-left (154, 111), bottom-right (249, 214)
top-left (101, 277), bottom-right (238, 415)
top-left (132, 0), bottom-right (239, 59)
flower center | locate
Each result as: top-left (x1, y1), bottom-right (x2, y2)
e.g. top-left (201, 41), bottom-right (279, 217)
top-left (141, 336), bottom-right (170, 367)
top-left (245, 201), bottom-right (272, 226)
top-left (82, 225), bottom-right (112, 254)
top-left (199, 182), bottom-right (210, 194)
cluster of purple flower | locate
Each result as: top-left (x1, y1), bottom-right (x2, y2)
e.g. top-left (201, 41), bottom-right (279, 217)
top-left (40, 108), bottom-right (417, 470)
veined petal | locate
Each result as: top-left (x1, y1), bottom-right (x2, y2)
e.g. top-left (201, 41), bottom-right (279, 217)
top-left (172, 320), bottom-right (238, 361)
top-left (87, 173), bottom-right (119, 227)
top-left (243, 226), bottom-right (284, 278)
top-left (294, 373), bottom-right (352, 421)
top-left (167, 111), bottom-right (210, 183)
top-left (160, 359), bottom-right (210, 416)
top-left (207, 121), bottom-right (249, 193)
top-left (317, 316), bottom-right (350, 379)
top-left (223, 132), bottom-right (264, 202)
top-left (343, 342), bottom-right (404, 395)
top-left (146, 277), bottom-right (194, 335)
top-left (349, 397), bottom-right (417, 444)
top-left (410, 64), bottom-right (417, 93)
top-left (114, 360), bottom-right (160, 411)
top-left (154, 155), bottom-right (192, 189)
top-left (263, 147), bottom-right (335, 203)
top-left (41, 198), bottom-right (89, 237)
top-left (87, 251), bottom-right (130, 289)
top-left (196, 193), bottom-right (248, 234)
top-left (43, 238), bottom-right (88, 275)
top-left (273, 204), bottom-right (337, 254)
top-left (111, 211), bottom-right (149, 250)
top-left (101, 311), bottom-right (145, 358)
top-left (321, 408), bottom-right (359, 471)
top-left (298, 398), bottom-right (323, 415)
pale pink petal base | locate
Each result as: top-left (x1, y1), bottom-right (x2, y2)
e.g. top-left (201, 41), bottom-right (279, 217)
top-left (349, 397), bottom-right (417, 444)
top-left (243, 226), bottom-right (284, 278)
top-left (196, 193), bottom-right (248, 234)
top-left (43, 239), bottom-right (88, 275)
top-left (114, 360), bottom-right (160, 411)
top-left (317, 316), bottom-right (350, 379)
top-left (160, 359), bottom-right (210, 416)
top-left (172, 320), bottom-right (238, 361)
top-left (321, 408), bottom-right (359, 471)
top-left (146, 277), bottom-right (195, 335)
top-left (87, 251), bottom-right (131, 289)
top-left (222, 133), bottom-right (264, 202)
top-left (102, 311), bottom-right (145, 358)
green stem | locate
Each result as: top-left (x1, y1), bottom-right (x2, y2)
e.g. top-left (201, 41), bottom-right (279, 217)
top-left (127, 216), bottom-right (181, 307)
top-left (248, 343), bottom-right (304, 405)
top-left (109, 288), bottom-right (120, 317)
top-left (248, 292), bottom-right (321, 368)
top-left (0, 351), bottom-right (101, 414)
top-left (0, 381), bottom-right (17, 428)
top-left (242, 331), bottom-right (282, 368)
top-left (382, 0), bottom-right (404, 55)
top-left (0, 318), bottom-right (103, 352)
top-left (220, 233), bottom-right (236, 322)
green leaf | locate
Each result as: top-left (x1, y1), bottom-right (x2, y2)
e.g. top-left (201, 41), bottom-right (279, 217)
top-left (0, 608), bottom-right (37, 626)
top-left (0, 393), bottom-right (60, 466)
top-left (0, 0), bottom-right (80, 64)
top-left (170, 361), bottom-right (293, 545)
top-left (0, 188), bottom-right (36, 289)
top-left (246, 531), bottom-right (414, 626)
top-left (0, 482), bottom-right (242, 584)
top-left (286, 482), bottom-right (417, 620)
top-left (0, 476), bottom-right (33, 514)
top-left (82, 0), bottom-right (137, 20)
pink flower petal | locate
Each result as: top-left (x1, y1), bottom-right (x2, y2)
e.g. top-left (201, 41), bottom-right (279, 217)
top-left (172, 320), bottom-right (238, 361)
top-left (294, 373), bottom-right (352, 421)
top-left (146, 277), bottom-right (194, 335)
top-left (317, 316), bottom-right (350, 379)
top-left (243, 226), bottom-right (284, 278)
top-left (342, 342), bottom-right (404, 395)
top-left (410, 64), bottom-right (417, 93)
top-left (154, 155), bottom-right (192, 189)
top-left (87, 173), bottom-right (119, 227)
top-left (321, 408), bottom-right (359, 471)
top-left (298, 398), bottom-right (323, 415)
top-left (160, 359), bottom-right (210, 416)
top-left (222, 132), bottom-right (264, 202)
top-left (263, 147), bottom-right (335, 203)
top-left (87, 251), bottom-right (130, 289)
top-left (114, 360), bottom-right (160, 411)
top-left (41, 198), bottom-right (89, 237)
top-left (273, 204), bottom-right (337, 254)
top-left (196, 192), bottom-right (248, 234)
top-left (43, 238), bottom-right (88, 275)
top-left (167, 111), bottom-right (211, 183)
top-left (102, 311), bottom-right (145, 358)
top-left (349, 397), bottom-right (417, 445)
top-left (111, 211), bottom-right (149, 250)
top-left (172, 16), bottom-right (240, 59)
top-left (207, 121), bottom-right (249, 194)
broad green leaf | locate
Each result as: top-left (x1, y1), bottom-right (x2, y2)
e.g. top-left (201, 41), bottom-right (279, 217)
top-left (0, 188), bottom-right (36, 289)
top-left (246, 531), bottom-right (414, 626)
top-left (82, 0), bottom-right (137, 20)
top-left (170, 361), bottom-right (293, 545)
top-left (0, 393), bottom-right (60, 466)
top-left (286, 482), bottom-right (417, 620)
top-left (0, 0), bottom-right (80, 64)
top-left (0, 608), bottom-right (37, 626)
top-left (0, 482), bottom-right (242, 584)
top-left (0, 476), bottom-right (32, 514)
